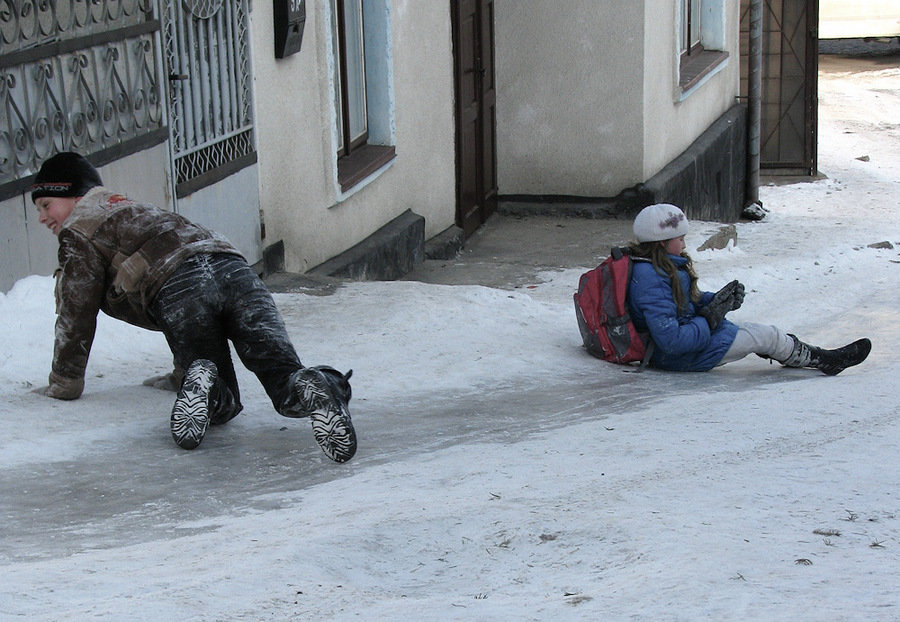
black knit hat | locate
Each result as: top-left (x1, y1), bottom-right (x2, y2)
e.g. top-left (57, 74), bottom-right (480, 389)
top-left (30, 152), bottom-right (103, 203)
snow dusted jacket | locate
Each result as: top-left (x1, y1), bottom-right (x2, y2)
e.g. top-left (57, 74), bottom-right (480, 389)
top-left (626, 254), bottom-right (738, 371)
top-left (50, 187), bottom-right (242, 396)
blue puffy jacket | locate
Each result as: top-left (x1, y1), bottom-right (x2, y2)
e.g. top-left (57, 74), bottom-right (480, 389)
top-left (627, 254), bottom-right (738, 371)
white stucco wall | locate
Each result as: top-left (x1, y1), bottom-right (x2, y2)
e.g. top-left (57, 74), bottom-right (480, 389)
top-left (249, 1), bottom-right (456, 274)
top-left (493, 0), bottom-right (740, 199)
top-left (0, 194), bottom-right (32, 292)
top-left (175, 165), bottom-right (262, 263)
top-left (641, 0), bottom-right (740, 181)
top-left (494, 0), bottom-right (646, 197)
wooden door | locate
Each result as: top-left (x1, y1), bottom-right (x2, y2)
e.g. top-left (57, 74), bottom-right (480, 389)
top-left (452, 0), bottom-right (497, 236)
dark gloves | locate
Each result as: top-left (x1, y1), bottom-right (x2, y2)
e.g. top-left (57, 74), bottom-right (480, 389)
top-left (699, 280), bottom-right (743, 331)
top-left (731, 281), bottom-right (745, 310)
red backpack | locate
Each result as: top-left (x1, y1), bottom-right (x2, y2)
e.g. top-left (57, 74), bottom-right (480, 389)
top-left (574, 247), bottom-right (654, 366)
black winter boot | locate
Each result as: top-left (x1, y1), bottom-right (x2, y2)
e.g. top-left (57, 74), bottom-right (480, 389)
top-left (289, 366), bottom-right (357, 463)
top-left (208, 381), bottom-right (243, 426)
top-left (781, 335), bottom-right (871, 375)
top-left (170, 359), bottom-right (217, 449)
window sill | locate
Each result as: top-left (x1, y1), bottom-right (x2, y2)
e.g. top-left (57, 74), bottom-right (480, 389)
top-left (679, 49), bottom-right (729, 92)
top-left (337, 144), bottom-right (396, 193)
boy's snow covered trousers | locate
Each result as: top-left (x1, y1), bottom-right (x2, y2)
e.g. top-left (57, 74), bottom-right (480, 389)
top-left (149, 253), bottom-right (304, 421)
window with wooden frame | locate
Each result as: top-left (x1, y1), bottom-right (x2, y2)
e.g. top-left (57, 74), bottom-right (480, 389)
top-left (678, 0), bottom-right (730, 93)
top-left (681, 0), bottom-right (702, 57)
top-left (331, 0), bottom-right (395, 192)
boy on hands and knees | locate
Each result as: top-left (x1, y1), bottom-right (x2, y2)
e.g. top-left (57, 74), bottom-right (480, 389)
top-left (30, 152), bottom-right (356, 462)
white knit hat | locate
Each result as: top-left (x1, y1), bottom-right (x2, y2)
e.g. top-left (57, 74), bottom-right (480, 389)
top-left (633, 203), bottom-right (689, 242)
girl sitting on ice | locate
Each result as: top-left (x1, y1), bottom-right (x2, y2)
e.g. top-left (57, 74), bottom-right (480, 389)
top-left (626, 203), bottom-right (870, 375)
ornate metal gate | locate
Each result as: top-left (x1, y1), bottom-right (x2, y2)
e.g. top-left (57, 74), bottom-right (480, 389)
top-left (161, 0), bottom-right (255, 198)
top-left (0, 0), bottom-right (164, 198)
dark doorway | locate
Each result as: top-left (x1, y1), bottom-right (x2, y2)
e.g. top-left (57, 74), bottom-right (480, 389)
top-left (451, 0), bottom-right (498, 236)
top-left (740, 0), bottom-right (819, 175)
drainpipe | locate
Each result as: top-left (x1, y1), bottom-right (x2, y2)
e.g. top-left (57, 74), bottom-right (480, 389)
top-left (746, 0), bottom-right (763, 208)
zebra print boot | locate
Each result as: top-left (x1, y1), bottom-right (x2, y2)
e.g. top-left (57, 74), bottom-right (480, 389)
top-left (291, 366), bottom-right (357, 463)
top-left (170, 359), bottom-right (217, 449)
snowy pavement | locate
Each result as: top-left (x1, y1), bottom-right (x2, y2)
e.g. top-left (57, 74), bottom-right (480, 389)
top-left (1, 54), bottom-right (899, 620)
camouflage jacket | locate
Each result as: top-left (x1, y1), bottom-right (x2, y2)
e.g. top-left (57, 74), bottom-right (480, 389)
top-left (51, 187), bottom-right (242, 390)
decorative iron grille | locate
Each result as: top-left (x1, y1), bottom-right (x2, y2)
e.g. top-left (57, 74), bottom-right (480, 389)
top-left (162, 0), bottom-right (254, 193)
top-left (0, 1), bottom-right (163, 193)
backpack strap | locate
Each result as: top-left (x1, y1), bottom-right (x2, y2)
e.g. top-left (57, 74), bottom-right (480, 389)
top-left (622, 248), bottom-right (654, 370)
top-left (623, 338), bottom-right (654, 373)
top-left (622, 248), bottom-right (650, 368)
top-left (639, 339), bottom-right (655, 369)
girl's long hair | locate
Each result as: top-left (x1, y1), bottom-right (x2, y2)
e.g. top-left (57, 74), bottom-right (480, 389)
top-left (628, 241), bottom-right (702, 312)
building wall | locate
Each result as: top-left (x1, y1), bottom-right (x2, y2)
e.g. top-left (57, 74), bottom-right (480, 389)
top-left (641, 0), bottom-right (741, 181)
top-left (249, 1), bottom-right (457, 274)
top-left (2, 1), bottom-right (457, 290)
top-left (819, 0), bottom-right (900, 38)
top-left (2, 0), bottom-right (747, 291)
top-left (494, 0), bottom-right (646, 196)
top-left (493, 0), bottom-right (740, 200)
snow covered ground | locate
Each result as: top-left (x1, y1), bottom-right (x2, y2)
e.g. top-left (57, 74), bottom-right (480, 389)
top-left (1, 55), bottom-right (898, 621)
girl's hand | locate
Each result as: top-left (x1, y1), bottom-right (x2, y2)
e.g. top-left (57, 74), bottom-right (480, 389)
top-left (699, 283), bottom-right (737, 330)
top-left (731, 281), bottom-right (745, 310)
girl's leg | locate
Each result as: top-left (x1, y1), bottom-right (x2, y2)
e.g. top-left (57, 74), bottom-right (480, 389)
top-left (717, 322), bottom-right (795, 366)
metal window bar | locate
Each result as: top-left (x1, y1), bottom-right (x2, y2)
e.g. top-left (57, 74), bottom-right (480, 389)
top-left (0, 0), bottom-right (161, 192)
top-left (163, 0), bottom-right (254, 186)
